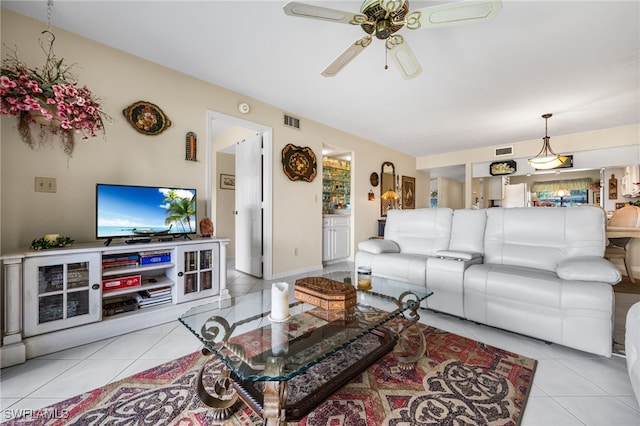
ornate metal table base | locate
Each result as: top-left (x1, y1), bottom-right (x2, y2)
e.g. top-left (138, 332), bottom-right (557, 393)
top-left (262, 357), bottom-right (287, 425)
top-left (197, 356), bottom-right (288, 425)
top-left (197, 349), bottom-right (239, 420)
top-left (392, 291), bottom-right (426, 370)
top-left (361, 290), bottom-right (426, 370)
top-left (196, 332), bottom-right (396, 425)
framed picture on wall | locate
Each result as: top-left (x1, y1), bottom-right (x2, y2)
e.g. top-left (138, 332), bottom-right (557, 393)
top-left (402, 176), bottom-right (416, 209)
top-left (220, 174), bottom-right (235, 190)
top-left (609, 174), bottom-right (618, 199)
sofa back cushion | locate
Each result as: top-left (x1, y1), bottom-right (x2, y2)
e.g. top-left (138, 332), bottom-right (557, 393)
top-left (483, 207), bottom-right (606, 271)
top-left (449, 208), bottom-right (487, 254)
top-left (385, 208), bottom-right (453, 256)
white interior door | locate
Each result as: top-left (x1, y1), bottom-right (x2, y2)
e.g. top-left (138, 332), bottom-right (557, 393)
top-left (235, 134), bottom-right (263, 277)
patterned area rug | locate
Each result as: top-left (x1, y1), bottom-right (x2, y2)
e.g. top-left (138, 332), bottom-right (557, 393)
top-left (3, 324), bottom-right (537, 426)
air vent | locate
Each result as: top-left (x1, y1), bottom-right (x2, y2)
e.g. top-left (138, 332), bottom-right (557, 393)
top-left (494, 146), bottom-right (513, 157)
top-left (284, 114), bottom-right (300, 129)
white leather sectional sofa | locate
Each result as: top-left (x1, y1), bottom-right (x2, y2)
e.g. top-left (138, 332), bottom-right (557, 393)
top-left (356, 207), bottom-right (622, 357)
top-left (627, 301), bottom-right (640, 406)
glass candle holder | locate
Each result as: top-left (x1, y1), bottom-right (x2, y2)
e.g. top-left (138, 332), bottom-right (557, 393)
top-left (357, 266), bottom-right (372, 290)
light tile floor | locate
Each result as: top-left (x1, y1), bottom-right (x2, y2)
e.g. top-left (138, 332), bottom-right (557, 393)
top-left (1, 261), bottom-right (639, 425)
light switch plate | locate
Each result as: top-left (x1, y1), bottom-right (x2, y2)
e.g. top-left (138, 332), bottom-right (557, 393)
top-left (35, 177), bottom-right (56, 193)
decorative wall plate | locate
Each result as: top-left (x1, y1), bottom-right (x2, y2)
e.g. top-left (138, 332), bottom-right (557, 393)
top-left (281, 143), bottom-right (317, 182)
top-left (370, 172), bottom-right (379, 187)
top-left (489, 160), bottom-right (517, 176)
top-left (122, 101), bottom-right (172, 135)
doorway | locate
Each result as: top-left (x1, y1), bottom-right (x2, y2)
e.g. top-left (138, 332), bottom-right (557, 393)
top-left (206, 111), bottom-right (273, 280)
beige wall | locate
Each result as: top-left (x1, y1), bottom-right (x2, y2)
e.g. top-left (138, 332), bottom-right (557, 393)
top-left (0, 10), bottom-right (419, 277)
top-left (2, 10), bottom-right (637, 278)
top-left (417, 125), bottom-right (639, 172)
top-left (418, 124), bottom-right (639, 207)
top-left (436, 177), bottom-right (464, 209)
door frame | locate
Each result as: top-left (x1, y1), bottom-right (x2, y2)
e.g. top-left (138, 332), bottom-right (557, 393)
top-left (206, 110), bottom-right (273, 280)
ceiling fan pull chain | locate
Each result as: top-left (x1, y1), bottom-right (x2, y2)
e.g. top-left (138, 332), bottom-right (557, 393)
top-left (385, 48), bottom-right (389, 70)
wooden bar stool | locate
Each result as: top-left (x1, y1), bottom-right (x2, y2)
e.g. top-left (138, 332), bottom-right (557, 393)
top-left (606, 205), bottom-right (640, 283)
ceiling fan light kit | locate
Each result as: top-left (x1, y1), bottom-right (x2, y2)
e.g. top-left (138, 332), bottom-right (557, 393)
top-left (283, 0), bottom-right (503, 79)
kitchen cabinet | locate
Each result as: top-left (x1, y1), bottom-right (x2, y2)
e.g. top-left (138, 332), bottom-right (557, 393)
top-left (322, 216), bottom-right (350, 263)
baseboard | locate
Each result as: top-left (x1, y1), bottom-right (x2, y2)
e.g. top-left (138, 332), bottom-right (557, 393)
top-left (0, 342), bottom-right (26, 368)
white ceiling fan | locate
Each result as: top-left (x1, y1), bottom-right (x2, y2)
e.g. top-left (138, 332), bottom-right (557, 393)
top-left (283, 0), bottom-right (503, 79)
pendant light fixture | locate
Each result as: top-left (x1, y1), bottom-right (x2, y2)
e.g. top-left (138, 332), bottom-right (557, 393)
top-left (528, 113), bottom-right (568, 170)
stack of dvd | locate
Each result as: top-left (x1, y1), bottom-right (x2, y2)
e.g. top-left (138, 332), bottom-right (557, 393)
top-left (103, 295), bottom-right (138, 317)
top-left (102, 253), bottom-right (139, 269)
top-left (139, 250), bottom-right (171, 265)
top-left (135, 286), bottom-right (172, 308)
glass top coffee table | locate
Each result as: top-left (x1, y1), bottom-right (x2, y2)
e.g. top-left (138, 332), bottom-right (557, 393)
top-left (179, 273), bottom-right (432, 425)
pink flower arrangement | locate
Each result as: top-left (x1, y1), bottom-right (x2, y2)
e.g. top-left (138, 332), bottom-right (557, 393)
top-left (0, 33), bottom-right (109, 156)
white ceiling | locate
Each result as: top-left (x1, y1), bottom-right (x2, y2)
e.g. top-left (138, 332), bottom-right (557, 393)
top-left (3, 1), bottom-right (639, 168)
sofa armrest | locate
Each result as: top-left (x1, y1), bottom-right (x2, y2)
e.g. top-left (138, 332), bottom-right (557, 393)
top-left (556, 256), bottom-right (622, 284)
top-left (357, 239), bottom-right (400, 254)
top-left (435, 250), bottom-right (483, 262)
top-left (626, 302), bottom-right (640, 408)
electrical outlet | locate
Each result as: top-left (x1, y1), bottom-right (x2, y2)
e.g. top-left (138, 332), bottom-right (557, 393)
top-left (35, 177), bottom-right (56, 193)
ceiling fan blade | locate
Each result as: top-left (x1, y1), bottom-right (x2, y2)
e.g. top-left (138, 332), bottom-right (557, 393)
top-left (386, 35), bottom-right (422, 79)
top-left (283, 1), bottom-right (366, 25)
top-left (322, 36), bottom-right (372, 77)
top-left (406, 0), bottom-right (502, 30)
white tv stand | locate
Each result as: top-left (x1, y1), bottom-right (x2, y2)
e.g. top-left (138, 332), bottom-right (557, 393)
top-left (1, 237), bottom-right (229, 367)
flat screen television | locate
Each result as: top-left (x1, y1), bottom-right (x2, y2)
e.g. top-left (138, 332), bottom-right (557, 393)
top-left (96, 183), bottom-right (196, 244)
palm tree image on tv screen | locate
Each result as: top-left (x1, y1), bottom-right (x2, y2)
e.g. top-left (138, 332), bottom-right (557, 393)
top-left (160, 189), bottom-right (196, 235)
top-left (96, 184), bottom-right (197, 243)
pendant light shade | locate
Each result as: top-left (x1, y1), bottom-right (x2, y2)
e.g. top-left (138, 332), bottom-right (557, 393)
top-left (528, 113), bottom-right (568, 170)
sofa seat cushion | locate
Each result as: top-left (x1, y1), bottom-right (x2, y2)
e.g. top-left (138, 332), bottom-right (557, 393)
top-left (464, 263), bottom-right (614, 356)
top-left (371, 253), bottom-right (428, 285)
top-left (358, 239), bottom-right (400, 254)
top-left (465, 264), bottom-right (613, 311)
top-left (465, 264), bottom-right (563, 308)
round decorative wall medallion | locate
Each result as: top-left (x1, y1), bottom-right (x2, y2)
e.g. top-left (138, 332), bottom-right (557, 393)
top-left (281, 144), bottom-right (317, 182)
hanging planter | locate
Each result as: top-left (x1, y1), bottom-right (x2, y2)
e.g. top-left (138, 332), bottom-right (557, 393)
top-left (1, 31), bottom-right (110, 157)
top-left (29, 104), bottom-right (62, 126)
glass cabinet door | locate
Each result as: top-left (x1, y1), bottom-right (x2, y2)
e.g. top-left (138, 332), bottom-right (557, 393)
top-left (24, 253), bottom-right (101, 337)
top-left (176, 244), bottom-right (219, 303)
